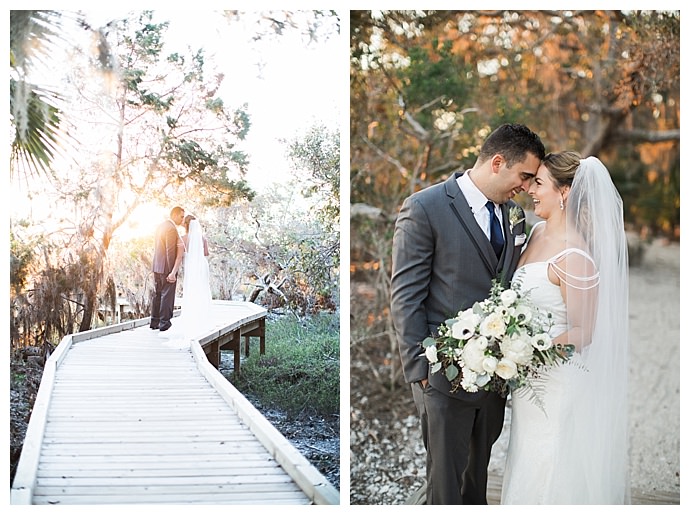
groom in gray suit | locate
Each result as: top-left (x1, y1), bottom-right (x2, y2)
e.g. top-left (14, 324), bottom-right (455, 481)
top-left (391, 124), bottom-right (545, 504)
top-left (150, 206), bottom-right (185, 331)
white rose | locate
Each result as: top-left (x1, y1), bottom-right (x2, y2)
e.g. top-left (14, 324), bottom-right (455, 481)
top-left (501, 289), bottom-right (518, 307)
top-left (462, 339), bottom-right (486, 373)
top-left (500, 332), bottom-right (533, 365)
top-left (496, 358), bottom-right (518, 380)
top-left (480, 312), bottom-right (506, 339)
top-left (531, 333), bottom-right (553, 351)
top-left (451, 318), bottom-right (476, 340)
top-left (473, 335), bottom-right (489, 350)
top-left (425, 345), bottom-right (438, 363)
top-left (482, 355), bottom-right (498, 374)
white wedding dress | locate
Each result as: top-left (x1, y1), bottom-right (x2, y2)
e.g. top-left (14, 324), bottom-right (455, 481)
top-left (500, 253), bottom-right (588, 504)
top-left (166, 219), bottom-right (212, 344)
top-left (502, 158), bottom-right (631, 504)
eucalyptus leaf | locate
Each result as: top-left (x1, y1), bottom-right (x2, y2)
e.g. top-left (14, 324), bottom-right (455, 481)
top-left (422, 336), bottom-right (436, 347)
top-left (445, 364), bottom-right (458, 381)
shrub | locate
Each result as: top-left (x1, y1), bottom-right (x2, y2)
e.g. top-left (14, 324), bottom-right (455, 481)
top-left (232, 312), bottom-right (339, 419)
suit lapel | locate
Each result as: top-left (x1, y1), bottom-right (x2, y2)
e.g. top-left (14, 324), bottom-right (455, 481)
top-left (445, 174), bottom-right (497, 273)
top-left (499, 204), bottom-right (516, 268)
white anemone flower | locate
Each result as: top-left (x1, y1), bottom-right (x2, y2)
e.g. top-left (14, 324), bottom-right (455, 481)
top-left (514, 304), bottom-right (532, 325)
top-left (531, 333), bottom-right (553, 351)
top-left (496, 305), bottom-right (514, 319)
top-left (451, 318), bottom-right (476, 340)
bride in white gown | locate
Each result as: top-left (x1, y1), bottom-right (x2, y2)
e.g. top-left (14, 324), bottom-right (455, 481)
top-left (501, 152), bottom-right (630, 504)
top-left (170, 215), bottom-right (212, 342)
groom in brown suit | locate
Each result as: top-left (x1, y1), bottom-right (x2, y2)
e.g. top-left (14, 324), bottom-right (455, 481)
top-left (150, 206), bottom-right (185, 331)
top-left (391, 124), bottom-right (545, 504)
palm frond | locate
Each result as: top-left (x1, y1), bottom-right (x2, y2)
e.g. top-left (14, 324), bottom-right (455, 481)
top-left (10, 78), bottom-right (66, 179)
top-left (10, 10), bottom-right (77, 179)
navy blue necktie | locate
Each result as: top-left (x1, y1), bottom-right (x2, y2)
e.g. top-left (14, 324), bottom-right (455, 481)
top-left (486, 201), bottom-right (504, 258)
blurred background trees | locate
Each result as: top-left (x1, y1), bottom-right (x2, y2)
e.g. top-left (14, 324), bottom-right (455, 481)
top-left (350, 10), bottom-right (680, 388)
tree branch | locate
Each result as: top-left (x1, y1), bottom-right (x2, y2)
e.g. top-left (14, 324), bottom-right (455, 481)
top-left (612, 128), bottom-right (680, 143)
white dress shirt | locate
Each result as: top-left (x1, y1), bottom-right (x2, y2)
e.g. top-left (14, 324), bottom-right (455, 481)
top-left (457, 171), bottom-right (503, 239)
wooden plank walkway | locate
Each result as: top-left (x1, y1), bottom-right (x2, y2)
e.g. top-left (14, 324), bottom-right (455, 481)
top-left (10, 301), bottom-right (339, 505)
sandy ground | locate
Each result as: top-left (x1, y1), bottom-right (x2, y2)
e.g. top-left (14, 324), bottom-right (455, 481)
top-left (488, 237), bottom-right (681, 496)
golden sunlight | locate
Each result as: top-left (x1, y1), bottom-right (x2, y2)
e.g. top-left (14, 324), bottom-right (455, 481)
top-left (119, 202), bottom-right (171, 242)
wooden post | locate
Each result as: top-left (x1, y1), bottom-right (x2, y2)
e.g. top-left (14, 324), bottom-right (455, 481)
top-left (240, 318), bottom-right (266, 357)
top-left (259, 317), bottom-right (265, 355)
top-left (205, 341), bottom-right (220, 369)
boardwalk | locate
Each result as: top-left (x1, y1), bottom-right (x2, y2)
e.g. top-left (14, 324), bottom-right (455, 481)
top-left (11, 301), bottom-right (339, 505)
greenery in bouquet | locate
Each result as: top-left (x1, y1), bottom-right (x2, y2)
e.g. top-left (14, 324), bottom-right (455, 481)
top-left (422, 279), bottom-right (576, 406)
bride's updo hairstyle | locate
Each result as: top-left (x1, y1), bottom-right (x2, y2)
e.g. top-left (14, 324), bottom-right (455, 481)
top-left (541, 150), bottom-right (581, 189)
top-left (183, 214), bottom-right (196, 233)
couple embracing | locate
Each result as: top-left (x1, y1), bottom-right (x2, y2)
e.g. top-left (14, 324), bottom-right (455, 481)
top-left (391, 124), bottom-right (630, 504)
top-left (150, 206), bottom-right (212, 339)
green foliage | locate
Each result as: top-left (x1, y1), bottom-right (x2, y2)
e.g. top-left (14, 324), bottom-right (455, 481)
top-left (400, 41), bottom-right (473, 130)
top-left (10, 225), bottom-right (37, 296)
top-left (351, 10), bottom-right (680, 238)
top-left (108, 11), bottom-right (254, 209)
top-left (231, 313), bottom-right (339, 420)
top-left (609, 148), bottom-right (680, 236)
top-left (239, 190), bottom-right (339, 316)
top-left (285, 234), bottom-right (339, 313)
top-left (10, 216), bottom-right (115, 347)
top-left (10, 10), bottom-right (74, 178)
top-left (288, 124), bottom-right (340, 231)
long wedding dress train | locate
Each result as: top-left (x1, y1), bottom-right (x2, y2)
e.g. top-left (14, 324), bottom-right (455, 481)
top-left (164, 219), bottom-right (212, 346)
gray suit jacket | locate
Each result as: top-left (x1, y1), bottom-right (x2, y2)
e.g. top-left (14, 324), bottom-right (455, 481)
top-left (152, 219), bottom-right (180, 276)
top-left (391, 172), bottom-right (527, 400)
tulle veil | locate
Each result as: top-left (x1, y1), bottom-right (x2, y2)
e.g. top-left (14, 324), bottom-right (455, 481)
top-left (179, 219), bottom-right (212, 340)
top-left (550, 156), bottom-right (631, 503)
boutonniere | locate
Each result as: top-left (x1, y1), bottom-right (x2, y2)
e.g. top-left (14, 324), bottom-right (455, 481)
top-left (509, 206), bottom-right (525, 232)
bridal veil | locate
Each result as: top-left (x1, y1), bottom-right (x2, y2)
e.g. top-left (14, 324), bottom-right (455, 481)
top-left (180, 219), bottom-right (212, 339)
top-left (551, 156), bottom-right (631, 503)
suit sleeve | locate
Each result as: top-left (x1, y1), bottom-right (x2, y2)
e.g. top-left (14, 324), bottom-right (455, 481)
top-left (390, 196), bottom-right (434, 384)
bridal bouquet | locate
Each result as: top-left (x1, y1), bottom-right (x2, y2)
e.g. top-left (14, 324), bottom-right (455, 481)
top-left (422, 279), bottom-right (575, 404)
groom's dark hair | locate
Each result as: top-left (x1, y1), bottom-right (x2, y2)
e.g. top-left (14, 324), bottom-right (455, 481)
top-left (478, 123), bottom-right (546, 167)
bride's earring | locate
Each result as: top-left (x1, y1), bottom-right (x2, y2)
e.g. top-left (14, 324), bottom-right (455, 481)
top-left (559, 197), bottom-right (565, 210)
